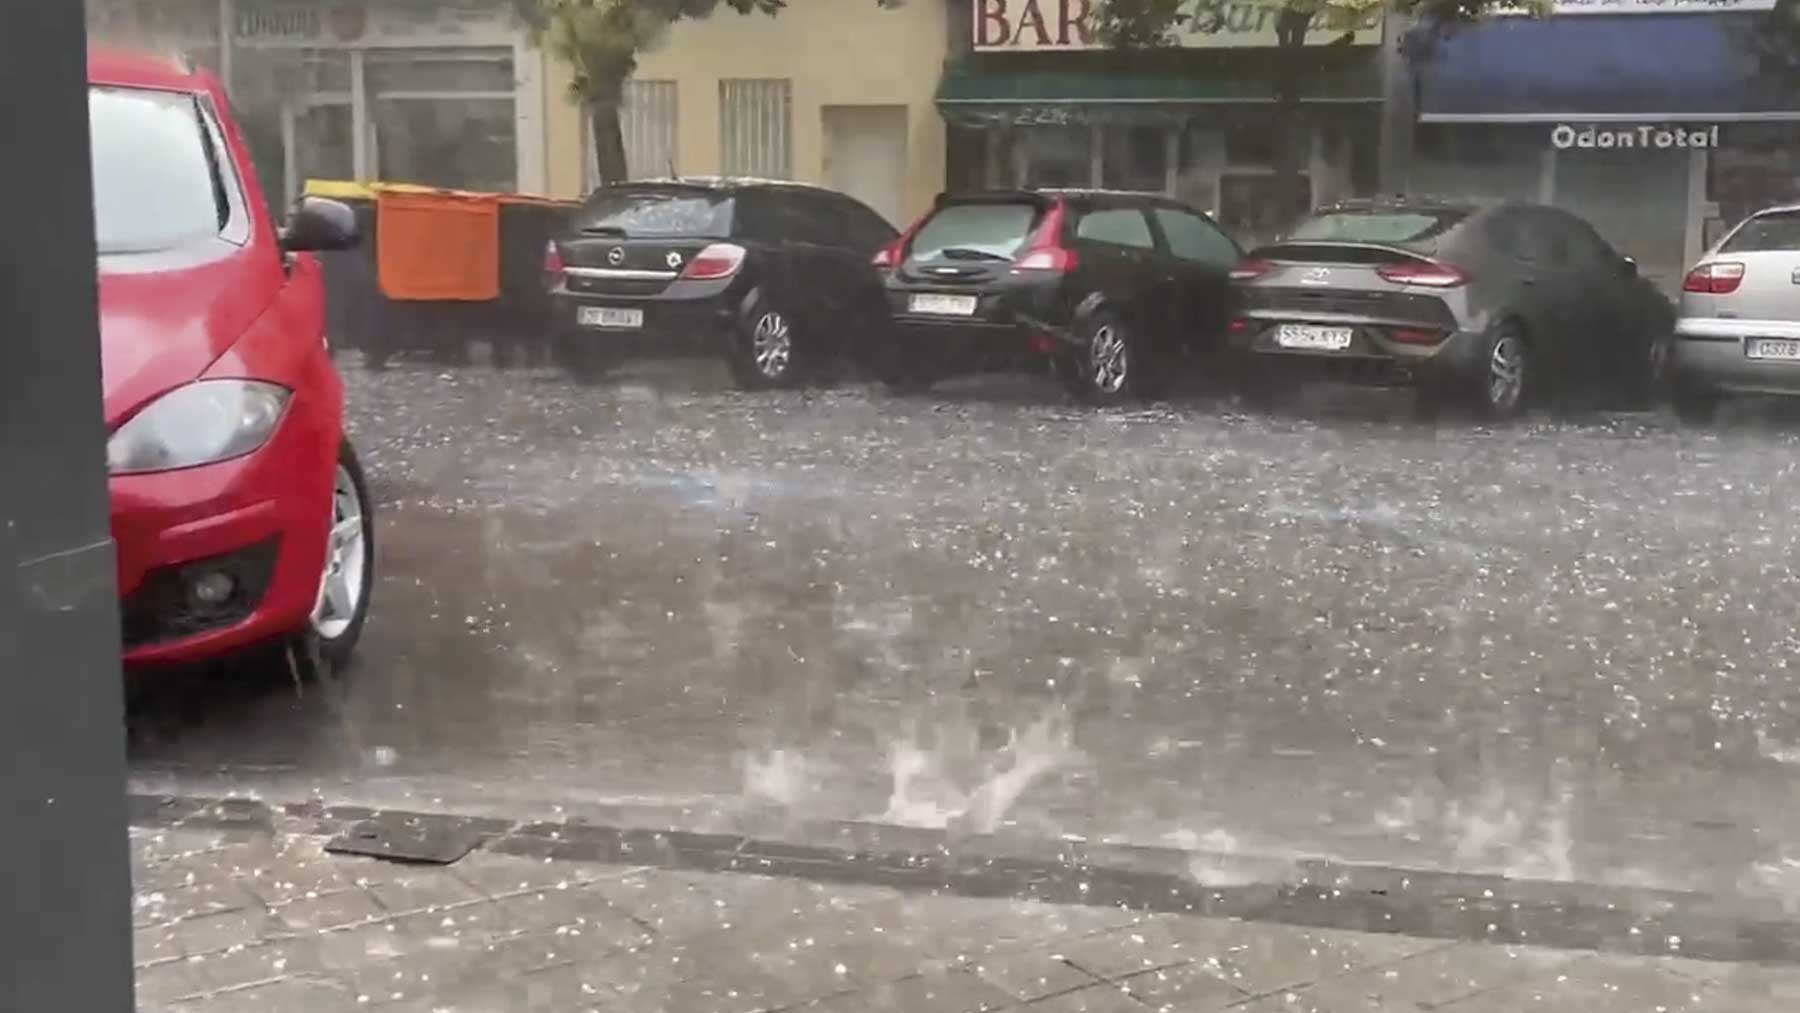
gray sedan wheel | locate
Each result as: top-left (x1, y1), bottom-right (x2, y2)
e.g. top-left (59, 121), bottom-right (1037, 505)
top-left (1475, 320), bottom-right (1531, 420)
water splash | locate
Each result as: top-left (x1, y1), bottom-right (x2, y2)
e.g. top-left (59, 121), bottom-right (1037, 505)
top-left (882, 710), bottom-right (1076, 834)
top-left (742, 749), bottom-right (810, 808)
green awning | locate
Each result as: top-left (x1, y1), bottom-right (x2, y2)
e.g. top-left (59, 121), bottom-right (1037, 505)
top-left (936, 50), bottom-right (1383, 127)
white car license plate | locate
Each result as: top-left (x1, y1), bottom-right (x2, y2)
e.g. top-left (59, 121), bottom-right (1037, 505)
top-left (1747, 338), bottom-right (1800, 361)
top-left (909, 293), bottom-right (978, 316)
top-left (579, 306), bottom-right (643, 330)
top-left (1274, 323), bottom-right (1354, 351)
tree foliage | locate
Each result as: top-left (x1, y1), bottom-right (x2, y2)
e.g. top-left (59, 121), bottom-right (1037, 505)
top-left (515, 0), bottom-right (901, 185)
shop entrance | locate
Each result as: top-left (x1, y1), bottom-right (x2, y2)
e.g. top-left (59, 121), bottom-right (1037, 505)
top-left (1553, 146), bottom-right (1691, 293)
top-left (823, 105), bottom-right (909, 227)
top-left (284, 97), bottom-right (354, 202)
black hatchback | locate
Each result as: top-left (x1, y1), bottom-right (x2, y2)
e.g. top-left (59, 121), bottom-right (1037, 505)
top-left (877, 189), bottom-right (1240, 400)
top-left (546, 178), bottom-right (897, 387)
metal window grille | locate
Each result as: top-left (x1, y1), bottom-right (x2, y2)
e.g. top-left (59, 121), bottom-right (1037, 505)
top-left (584, 80), bottom-right (679, 188)
top-left (623, 80), bottom-right (678, 180)
top-left (719, 79), bottom-right (792, 180)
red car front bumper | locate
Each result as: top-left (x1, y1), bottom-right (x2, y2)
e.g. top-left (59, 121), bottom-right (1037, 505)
top-left (112, 401), bottom-right (337, 668)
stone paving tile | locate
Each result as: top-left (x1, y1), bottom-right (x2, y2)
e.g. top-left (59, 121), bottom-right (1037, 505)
top-left (801, 968), bottom-right (1016, 1012)
top-left (184, 935), bottom-right (331, 995)
top-left (570, 934), bottom-right (872, 1012)
top-left (343, 929), bottom-right (588, 1007)
top-left (1426, 950), bottom-right (1800, 1013)
top-left (135, 960), bottom-right (208, 1008)
top-left (167, 974), bottom-right (360, 1012)
top-left (1114, 960), bottom-right (1252, 1010)
top-left (374, 961), bottom-right (623, 1012)
top-left (448, 849), bottom-right (628, 899)
top-left (1426, 952), bottom-right (1729, 1012)
top-left (273, 886), bottom-right (387, 932)
top-left (132, 848), bottom-right (241, 897)
top-left (137, 922), bottom-right (187, 966)
top-left (1138, 916), bottom-right (1438, 997)
top-left (969, 948), bottom-right (1101, 1001)
top-left (134, 878), bottom-right (261, 928)
top-left (363, 867), bottom-right (487, 916)
top-left (171, 905), bottom-right (292, 959)
top-left (1270, 940), bottom-right (1572, 1011)
top-left (1021, 982), bottom-right (1155, 1012)
top-left (488, 884), bottom-right (657, 950)
top-left (237, 843), bottom-right (377, 908)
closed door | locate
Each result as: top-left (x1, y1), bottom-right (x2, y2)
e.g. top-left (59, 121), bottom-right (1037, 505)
top-left (1071, 204), bottom-right (1164, 324)
top-left (1150, 205), bottom-right (1239, 346)
top-left (822, 105), bottom-right (908, 227)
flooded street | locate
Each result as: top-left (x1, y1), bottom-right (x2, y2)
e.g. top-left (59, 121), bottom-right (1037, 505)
top-left (129, 358), bottom-right (1800, 907)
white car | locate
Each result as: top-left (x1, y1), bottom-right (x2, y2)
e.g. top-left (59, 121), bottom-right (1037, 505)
top-left (1668, 205), bottom-right (1800, 420)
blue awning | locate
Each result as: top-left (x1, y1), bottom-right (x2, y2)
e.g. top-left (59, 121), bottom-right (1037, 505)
top-left (1417, 13), bottom-right (1800, 122)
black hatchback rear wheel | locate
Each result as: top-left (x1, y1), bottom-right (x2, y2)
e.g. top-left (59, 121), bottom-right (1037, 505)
top-left (1070, 312), bottom-right (1145, 404)
top-left (729, 295), bottom-right (804, 389)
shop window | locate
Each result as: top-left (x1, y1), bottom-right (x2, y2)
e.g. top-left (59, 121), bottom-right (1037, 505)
top-left (367, 48), bottom-right (517, 193)
top-left (1101, 125), bottom-right (1168, 194)
top-left (1224, 116), bottom-right (1277, 170)
top-left (1018, 125), bottom-right (1093, 188)
top-left (1218, 173), bottom-right (1309, 246)
top-left (1708, 127), bottom-right (1800, 238)
top-left (1173, 126), bottom-right (1224, 213)
top-left (720, 79), bottom-right (793, 180)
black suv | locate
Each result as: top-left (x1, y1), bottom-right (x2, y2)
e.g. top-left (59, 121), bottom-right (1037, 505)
top-left (547, 178), bottom-right (897, 387)
top-left (877, 189), bottom-right (1240, 400)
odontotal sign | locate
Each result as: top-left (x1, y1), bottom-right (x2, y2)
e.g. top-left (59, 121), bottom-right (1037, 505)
top-left (1551, 124), bottom-right (1722, 150)
top-left (972, 0), bottom-right (1381, 51)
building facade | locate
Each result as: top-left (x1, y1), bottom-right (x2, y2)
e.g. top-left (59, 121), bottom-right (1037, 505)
top-left (1408, 0), bottom-right (1800, 292)
top-left (545, 0), bottom-right (952, 226)
top-left (939, 0), bottom-right (1387, 248)
top-left (88, 0), bottom-right (553, 203)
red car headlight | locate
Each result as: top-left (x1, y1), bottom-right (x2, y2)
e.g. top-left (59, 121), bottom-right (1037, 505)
top-left (107, 380), bottom-right (291, 475)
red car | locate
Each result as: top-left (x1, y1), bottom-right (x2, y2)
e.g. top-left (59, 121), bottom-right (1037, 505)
top-left (90, 50), bottom-right (373, 673)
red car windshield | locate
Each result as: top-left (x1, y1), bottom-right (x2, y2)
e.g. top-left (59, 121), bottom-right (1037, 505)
top-left (89, 86), bottom-right (224, 255)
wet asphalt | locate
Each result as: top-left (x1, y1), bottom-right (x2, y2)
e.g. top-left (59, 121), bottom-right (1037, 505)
top-left (127, 354), bottom-right (1800, 910)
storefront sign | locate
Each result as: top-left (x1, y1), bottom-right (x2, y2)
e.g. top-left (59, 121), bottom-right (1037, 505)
top-left (1501, 0), bottom-right (1776, 13)
top-left (971, 0), bottom-right (1381, 51)
top-left (1551, 123), bottom-right (1722, 149)
top-left (232, 0), bottom-right (506, 47)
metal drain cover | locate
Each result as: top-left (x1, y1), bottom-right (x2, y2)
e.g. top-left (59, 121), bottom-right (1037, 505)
top-left (325, 812), bottom-right (483, 865)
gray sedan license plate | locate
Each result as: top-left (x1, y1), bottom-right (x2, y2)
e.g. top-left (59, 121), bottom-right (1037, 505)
top-left (579, 306), bottom-right (643, 330)
top-left (1747, 338), bottom-right (1800, 361)
top-left (1275, 323), bottom-right (1353, 351)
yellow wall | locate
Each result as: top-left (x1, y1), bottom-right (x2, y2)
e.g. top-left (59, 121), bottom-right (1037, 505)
top-left (544, 54), bottom-right (586, 201)
top-left (541, 0), bottom-right (948, 221)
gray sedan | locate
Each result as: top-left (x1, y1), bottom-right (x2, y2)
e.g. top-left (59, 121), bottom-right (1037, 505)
top-left (1230, 200), bottom-right (1672, 419)
top-left (1668, 205), bottom-right (1800, 420)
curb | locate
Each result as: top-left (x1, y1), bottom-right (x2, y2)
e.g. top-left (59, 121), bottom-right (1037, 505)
top-left (128, 792), bottom-right (1800, 966)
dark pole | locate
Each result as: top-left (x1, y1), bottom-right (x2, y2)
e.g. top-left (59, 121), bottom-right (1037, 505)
top-left (0, 3), bottom-right (135, 1011)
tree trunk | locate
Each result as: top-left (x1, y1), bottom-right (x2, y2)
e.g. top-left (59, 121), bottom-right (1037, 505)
top-left (1378, 11), bottom-right (1419, 197)
top-left (589, 102), bottom-right (629, 185)
top-left (1273, 10), bottom-right (1314, 228)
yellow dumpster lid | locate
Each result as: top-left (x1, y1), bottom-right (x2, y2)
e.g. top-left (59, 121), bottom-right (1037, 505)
top-left (303, 178), bottom-right (374, 200)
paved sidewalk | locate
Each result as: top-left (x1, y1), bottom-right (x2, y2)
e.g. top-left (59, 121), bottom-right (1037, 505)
top-left (131, 817), bottom-right (1800, 1013)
